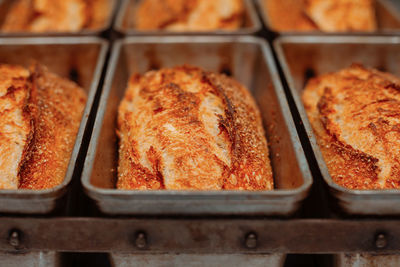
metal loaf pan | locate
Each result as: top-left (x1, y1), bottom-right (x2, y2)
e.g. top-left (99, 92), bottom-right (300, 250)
top-left (274, 36), bottom-right (400, 216)
top-left (0, 37), bottom-right (108, 214)
top-left (114, 0), bottom-right (262, 35)
top-left (257, 0), bottom-right (400, 35)
top-left (0, 0), bottom-right (118, 37)
top-left (81, 36), bottom-right (312, 216)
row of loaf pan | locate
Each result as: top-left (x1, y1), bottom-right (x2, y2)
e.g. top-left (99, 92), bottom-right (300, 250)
top-left (1, 36), bottom-right (400, 217)
top-left (0, 36), bottom-right (313, 216)
top-left (0, 0), bottom-right (399, 36)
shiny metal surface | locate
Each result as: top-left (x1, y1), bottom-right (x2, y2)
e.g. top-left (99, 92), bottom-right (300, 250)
top-left (81, 36), bottom-right (312, 216)
top-left (110, 253), bottom-right (285, 267)
top-left (257, 0), bottom-right (400, 35)
top-left (0, 37), bottom-right (108, 214)
top-left (334, 254), bottom-right (400, 267)
top-left (274, 35), bottom-right (400, 215)
top-left (114, 0), bottom-right (261, 35)
top-left (0, 251), bottom-right (61, 267)
top-left (0, 217), bottom-right (400, 254)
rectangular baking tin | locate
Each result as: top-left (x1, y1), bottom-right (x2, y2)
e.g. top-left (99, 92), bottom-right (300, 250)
top-left (114, 0), bottom-right (262, 36)
top-left (274, 35), bottom-right (400, 215)
top-left (0, 37), bottom-right (108, 214)
top-left (257, 0), bottom-right (400, 35)
top-left (0, 0), bottom-right (118, 37)
top-left (81, 36), bottom-right (312, 216)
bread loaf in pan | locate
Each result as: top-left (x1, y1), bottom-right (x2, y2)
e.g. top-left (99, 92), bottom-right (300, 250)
top-left (303, 64), bottom-right (400, 190)
top-left (264, 0), bottom-right (377, 32)
top-left (117, 65), bottom-right (273, 190)
top-left (1, 0), bottom-right (110, 33)
top-left (134, 0), bottom-right (244, 31)
top-left (0, 64), bottom-right (86, 190)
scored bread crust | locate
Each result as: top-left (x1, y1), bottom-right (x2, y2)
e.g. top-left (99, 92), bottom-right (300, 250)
top-left (1, 0), bottom-right (110, 33)
top-left (303, 64), bottom-right (400, 189)
top-left (304, 0), bottom-right (377, 32)
top-left (0, 64), bottom-right (86, 190)
top-left (0, 65), bottom-right (32, 189)
top-left (265, 0), bottom-right (377, 32)
top-left (265, 0), bottom-right (318, 32)
top-left (18, 65), bottom-right (87, 189)
top-left (117, 65), bottom-right (273, 190)
top-left (135, 0), bottom-right (244, 31)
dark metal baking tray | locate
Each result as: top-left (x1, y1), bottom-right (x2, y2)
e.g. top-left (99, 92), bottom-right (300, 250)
top-left (114, 0), bottom-right (261, 35)
top-left (81, 36), bottom-right (312, 216)
top-left (274, 35), bottom-right (400, 216)
top-left (0, 0), bottom-right (118, 37)
top-left (0, 37), bottom-right (108, 214)
top-left (257, 0), bottom-right (400, 35)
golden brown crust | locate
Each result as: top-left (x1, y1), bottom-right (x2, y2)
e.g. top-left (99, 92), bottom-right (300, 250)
top-left (135, 0), bottom-right (244, 31)
top-left (0, 64), bottom-right (86, 190)
top-left (1, 0), bottom-right (110, 33)
top-left (18, 65), bottom-right (86, 189)
top-left (117, 65), bottom-right (273, 190)
top-left (265, 0), bottom-right (318, 32)
top-left (0, 65), bottom-right (32, 189)
top-left (304, 0), bottom-right (377, 32)
top-left (303, 64), bottom-right (400, 189)
top-left (265, 0), bottom-right (376, 32)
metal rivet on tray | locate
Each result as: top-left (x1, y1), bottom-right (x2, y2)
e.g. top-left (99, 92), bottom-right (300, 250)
top-left (245, 232), bottom-right (257, 249)
top-left (135, 232), bottom-right (147, 249)
top-left (8, 230), bottom-right (20, 248)
top-left (375, 233), bottom-right (387, 249)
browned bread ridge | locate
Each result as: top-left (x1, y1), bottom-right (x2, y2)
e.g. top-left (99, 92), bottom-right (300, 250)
top-left (0, 64), bottom-right (86, 189)
top-left (304, 0), bottom-right (377, 32)
top-left (1, 0), bottom-right (110, 33)
top-left (135, 0), bottom-right (244, 31)
top-left (303, 64), bottom-right (400, 189)
top-left (117, 65), bottom-right (273, 190)
top-left (265, 0), bottom-right (377, 32)
top-left (0, 65), bottom-right (31, 189)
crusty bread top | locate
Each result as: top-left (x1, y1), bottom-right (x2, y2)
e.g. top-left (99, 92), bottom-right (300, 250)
top-left (135, 0), bottom-right (244, 31)
top-left (18, 65), bottom-right (87, 189)
top-left (265, 0), bottom-right (376, 32)
top-left (305, 0), bottom-right (377, 32)
top-left (0, 65), bottom-right (32, 189)
top-left (117, 65), bottom-right (273, 190)
top-left (303, 64), bottom-right (400, 189)
top-left (0, 64), bottom-right (86, 190)
top-left (1, 0), bottom-right (110, 33)
top-left (265, 0), bottom-right (318, 32)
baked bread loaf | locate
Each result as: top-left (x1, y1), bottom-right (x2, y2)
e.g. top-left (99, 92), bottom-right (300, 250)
top-left (1, 0), bottom-right (110, 33)
top-left (265, 0), bottom-right (377, 32)
top-left (117, 65), bottom-right (273, 190)
top-left (265, 0), bottom-right (318, 31)
top-left (0, 64), bottom-right (86, 189)
top-left (305, 0), bottom-right (377, 32)
top-left (303, 64), bottom-right (400, 189)
top-left (134, 0), bottom-right (244, 31)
